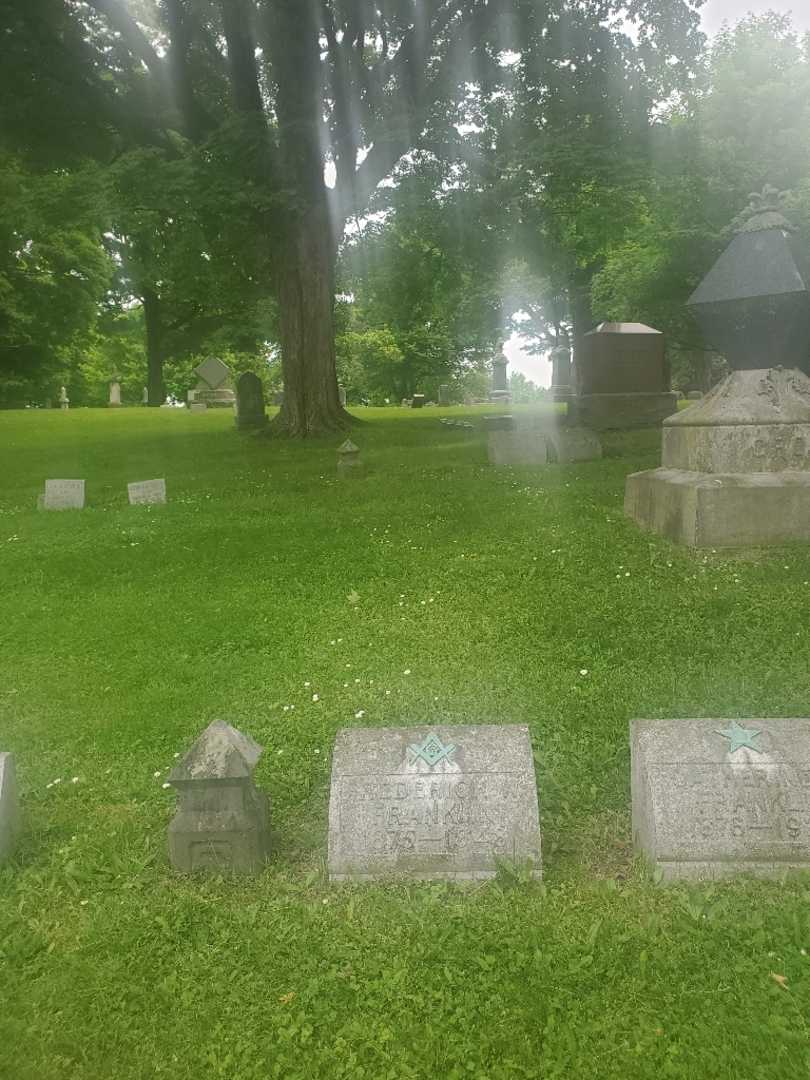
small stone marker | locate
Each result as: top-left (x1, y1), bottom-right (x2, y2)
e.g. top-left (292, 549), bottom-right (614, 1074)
top-left (189, 402), bottom-right (208, 413)
top-left (0, 753), bottom-right (20, 863)
top-left (142, 386), bottom-right (149, 405)
top-left (545, 425), bottom-right (603, 463)
top-left (235, 371), bottom-right (267, 432)
top-left (338, 384), bottom-right (347, 407)
top-left (632, 718), bottom-right (810, 880)
top-left (108, 380), bottom-right (121, 407)
top-left (328, 725), bottom-right (541, 882)
top-left (337, 438), bottom-right (362, 476)
top-left (411, 394), bottom-right (426, 409)
top-left (128, 479), bottom-right (166, 506)
top-left (168, 720), bottom-right (270, 874)
top-left (40, 479), bottom-right (85, 510)
top-left (58, 387), bottom-right (69, 411)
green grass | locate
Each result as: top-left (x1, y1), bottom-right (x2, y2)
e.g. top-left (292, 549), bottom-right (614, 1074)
top-left (2, 405), bottom-right (810, 1079)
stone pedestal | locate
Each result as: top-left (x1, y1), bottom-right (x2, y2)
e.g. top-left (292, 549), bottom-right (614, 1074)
top-left (188, 357), bottom-right (236, 409)
top-left (626, 368), bottom-right (810, 547)
top-left (337, 439), bottom-right (362, 476)
top-left (545, 425), bottom-right (602, 463)
top-left (168, 721), bottom-right (270, 874)
top-left (577, 391), bottom-right (677, 430)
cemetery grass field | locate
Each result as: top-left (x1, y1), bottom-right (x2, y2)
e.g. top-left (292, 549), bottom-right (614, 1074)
top-left (4, 406), bottom-right (810, 1080)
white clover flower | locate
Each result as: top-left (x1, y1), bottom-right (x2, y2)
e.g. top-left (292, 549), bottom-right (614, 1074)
top-left (153, 771), bottom-right (162, 778)
top-left (314, 749), bottom-right (321, 755)
top-left (53, 778), bottom-right (62, 785)
top-left (579, 669), bottom-right (589, 676)
top-left (71, 776), bottom-right (79, 784)
top-left (385, 690), bottom-right (391, 696)
top-left (355, 710), bottom-right (366, 719)
top-left (312, 693), bottom-right (319, 702)
top-left (162, 782), bottom-right (171, 789)
top-left (173, 752), bottom-right (180, 759)
top-left (354, 678), bottom-right (360, 684)
top-left (304, 681), bottom-right (311, 687)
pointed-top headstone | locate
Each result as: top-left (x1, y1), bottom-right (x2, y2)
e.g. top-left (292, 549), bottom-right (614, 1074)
top-left (168, 720), bottom-right (263, 783)
top-left (338, 439), bottom-right (359, 455)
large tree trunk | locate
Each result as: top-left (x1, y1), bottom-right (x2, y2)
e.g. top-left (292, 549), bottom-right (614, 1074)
top-left (142, 287), bottom-right (165, 406)
top-left (266, 0), bottom-right (351, 437)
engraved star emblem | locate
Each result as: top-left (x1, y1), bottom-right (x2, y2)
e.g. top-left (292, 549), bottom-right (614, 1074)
top-left (715, 721), bottom-right (762, 754)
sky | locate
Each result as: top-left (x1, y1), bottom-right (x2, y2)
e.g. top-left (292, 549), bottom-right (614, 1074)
top-left (507, 1), bottom-right (809, 387)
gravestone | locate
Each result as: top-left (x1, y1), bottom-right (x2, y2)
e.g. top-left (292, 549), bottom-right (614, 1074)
top-left (687, 390), bottom-right (703, 400)
top-left (411, 394), bottom-right (426, 409)
top-left (142, 387), bottom-right (149, 405)
top-left (545, 425), bottom-right (603, 463)
top-left (235, 371), bottom-right (267, 432)
top-left (338, 384), bottom-right (347, 407)
top-left (168, 720), bottom-right (270, 874)
top-left (337, 438), bottom-right (362, 476)
top-left (438, 384), bottom-right (451, 406)
top-left (189, 402), bottom-right (208, 414)
top-left (40, 479), bottom-right (85, 510)
top-left (626, 190), bottom-right (810, 547)
top-left (549, 337), bottom-right (574, 403)
top-left (58, 387), bottom-right (69, 411)
top-left (488, 428), bottom-right (547, 466)
top-left (0, 753), bottom-right (20, 863)
top-left (490, 349), bottom-right (511, 405)
top-left (188, 356), bottom-right (236, 408)
top-left (576, 323), bottom-right (676, 429)
top-left (328, 725), bottom-right (541, 881)
top-left (108, 379), bottom-right (121, 408)
top-left (632, 718), bottom-right (810, 880)
top-left (128, 479), bottom-right (166, 505)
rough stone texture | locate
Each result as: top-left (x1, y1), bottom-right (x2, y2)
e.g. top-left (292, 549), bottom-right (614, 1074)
top-left (626, 368), bottom-right (810, 546)
top-left (128, 479), bottom-right (167, 505)
top-left (545, 425), bottom-right (603, 463)
top-left (235, 371), bottom-right (267, 432)
top-left (168, 720), bottom-right (270, 874)
top-left (0, 753), bottom-right (20, 863)
top-left (328, 725), bottom-right (541, 882)
top-left (576, 391), bottom-right (678, 430)
top-left (41, 479), bottom-right (85, 510)
top-left (632, 718), bottom-right (810, 880)
top-left (488, 429), bottom-right (548, 466)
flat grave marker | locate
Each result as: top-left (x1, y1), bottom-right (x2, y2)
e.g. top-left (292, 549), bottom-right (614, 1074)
top-left (328, 724), bottom-right (541, 882)
top-left (0, 753), bottom-right (20, 863)
top-left (127, 479), bottom-right (167, 506)
top-left (40, 479), bottom-right (85, 510)
top-left (632, 717), bottom-right (810, 880)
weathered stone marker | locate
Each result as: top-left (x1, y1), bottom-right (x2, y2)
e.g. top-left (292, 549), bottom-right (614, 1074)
top-left (127, 479), bottom-right (166, 505)
top-left (108, 379), bottom-right (121, 408)
top-left (438, 384), bottom-right (450, 406)
top-left (235, 371), bottom-right (267, 432)
top-left (632, 718), bottom-right (810, 880)
top-left (188, 356), bottom-right (236, 409)
top-left (545, 425), bottom-right (603, 464)
top-left (167, 720), bottom-right (270, 874)
top-left (40, 479), bottom-right (85, 510)
top-left (337, 438), bottom-right (362, 476)
top-left (58, 386), bottom-right (69, 411)
top-left (0, 753), bottom-right (20, 863)
top-left (328, 725), bottom-right (541, 882)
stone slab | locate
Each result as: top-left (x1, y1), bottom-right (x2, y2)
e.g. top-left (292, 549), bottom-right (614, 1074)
top-left (0, 753), bottom-right (20, 863)
top-left (632, 718), bottom-right (810, 880)
top-left (128, 479), bottom-right (166, 505)
top-left (488, 430), bottom-right (547, 466)
top-left (41, 479), bottom-right (85, 510)
top-left (545, 426), bottom-right (603, 463)
top-left (193, 356), bottom-right (231, 390)
top-left (327, 725), bottom-right (541, 882)
top-left (663, 423), bottom-right (810, 473)
top-left (189, 402), bottom-right (208, 413)
top-left (576, 392), bottom-right (678, 430)
top-left (625, 466), bottom-right (810, 547)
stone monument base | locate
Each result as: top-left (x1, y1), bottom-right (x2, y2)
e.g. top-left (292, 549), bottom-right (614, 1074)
top-left (545, 425), bottom-right (602, 464)
top-left (488, 429), bottom-right (547, 466)
top-left (576, 391), bottom-right (677, 429)
top-left (192, 388), bottom-right (236, 408)
top-left (625, 467), bottom-right (810, 547)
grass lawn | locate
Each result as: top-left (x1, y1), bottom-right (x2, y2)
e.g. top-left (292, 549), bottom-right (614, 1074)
top-left (2, 405), bottom-right (810, 1079)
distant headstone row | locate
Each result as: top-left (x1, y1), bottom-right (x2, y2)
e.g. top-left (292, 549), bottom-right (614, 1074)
top-left (6, 716), bottom-right (808, 882)
top-left (38, 479), bottom-right (166, 510)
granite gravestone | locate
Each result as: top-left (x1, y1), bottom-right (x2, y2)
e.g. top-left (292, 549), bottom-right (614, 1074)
top-left (328, 725), bottom-right (541, 882)
top-left (40, 479), bottom-right (85, 510)
top-left (128, 479), bottom-right (166, 505)
top-left (235, 371), bottom-right (267, 432)
top-left (188, 356), bottom-right (236, 408)
top-left (58, 387), bottom-right (69, 411)
top-left (632, 718), bottom-right (810, 880)
top-left (490, 350), bottom-right (511, 405)
top-left (0, 753), bottom-right (20, 863)
top-left (337, 438), bottom-right (362, 476)
top-left (168, 720), bottom-right (270, 874)
top-left (545, 425), bottom-right (603, 463)
top-left (438, 384), bottom-right (451, 406)
top-left (577, 322), bottom-right (676, 429)
top-left (108, 380), bottom-right (121, 408)
top-left (411, 394), bottom-right (426, 409)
